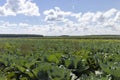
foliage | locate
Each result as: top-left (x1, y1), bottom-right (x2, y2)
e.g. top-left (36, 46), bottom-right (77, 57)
top-left (0, 38), bottom-right (120, 80)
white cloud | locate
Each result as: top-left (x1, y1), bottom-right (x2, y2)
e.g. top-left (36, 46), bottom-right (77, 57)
top-left (43, 7), bottom-right (120, 35)
top-left (43, 7), bottom-right (71, 22)
top-left (0, 0), bottom-right (40, 16)
top-left (0, 8), bottom-right (120, 35)
top-left (103, 8), bottom-right (117, 18)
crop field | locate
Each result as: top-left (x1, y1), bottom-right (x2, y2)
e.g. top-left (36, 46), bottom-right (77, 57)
top-left (0, 37), bottom-right (120, 80)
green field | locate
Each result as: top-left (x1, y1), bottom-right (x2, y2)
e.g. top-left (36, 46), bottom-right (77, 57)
top-left (0, 37), bottom-right (120, 80)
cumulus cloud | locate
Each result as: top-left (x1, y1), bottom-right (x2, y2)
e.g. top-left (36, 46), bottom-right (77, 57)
top-left (0, 8), bottom-right (120, 35)
top-left (43, 7), bottom-right (120, 35)
top-left (0, 0), bottom-right (40, 16)
top-left (43, 7), bottom-right (71, 22)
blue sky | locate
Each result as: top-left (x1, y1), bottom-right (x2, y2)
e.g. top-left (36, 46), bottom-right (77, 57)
top-left (0, 0), bottom-right (120, 35)
top-left (37, 0), bottom-right (120, 12)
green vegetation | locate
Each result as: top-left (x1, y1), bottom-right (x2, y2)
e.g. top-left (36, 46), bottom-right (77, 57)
top-left (0, 34), bottom-right (43, 38)
top-left (0, 37), bottom-right (120, 80)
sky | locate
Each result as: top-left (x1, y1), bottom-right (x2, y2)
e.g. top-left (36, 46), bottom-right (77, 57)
top-left (0, 0), bottom-right (120, 36)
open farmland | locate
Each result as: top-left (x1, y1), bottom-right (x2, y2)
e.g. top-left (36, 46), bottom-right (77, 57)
top-left (0, 37), bottom-right (120, 80)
